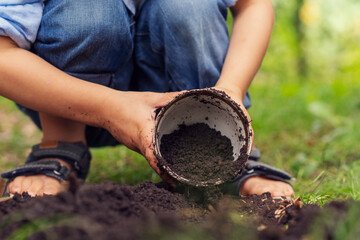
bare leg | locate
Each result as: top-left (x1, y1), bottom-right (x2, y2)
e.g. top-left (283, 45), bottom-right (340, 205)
top-left (40, 113), bottom-right (86, 144)
top-left (7, 112), bottom-right (86, 196)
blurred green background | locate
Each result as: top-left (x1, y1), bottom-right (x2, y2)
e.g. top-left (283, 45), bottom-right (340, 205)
top-left (0, 0), bottom-right (360, 204)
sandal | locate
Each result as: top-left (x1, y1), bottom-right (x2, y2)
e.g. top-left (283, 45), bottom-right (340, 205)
top-left (1, 142), bottom-right (91, 195)
top-left (222, 147), bottom-right (294, 196)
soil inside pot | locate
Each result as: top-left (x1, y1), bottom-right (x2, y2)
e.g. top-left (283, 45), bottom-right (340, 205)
top-left (160, 123), bottom-right (245, 184)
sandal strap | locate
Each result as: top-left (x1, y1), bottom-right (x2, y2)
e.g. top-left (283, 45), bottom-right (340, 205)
top-left (1, 160), bottom-right (70, 182)
top-left (249, 146), bottom-right (261, 161)
top-left (26, 142), bottom-right (91, 179)
top-left (1, 142), bottom-right (91, 184)
top-left (222, 160), bottom-right (294, 196)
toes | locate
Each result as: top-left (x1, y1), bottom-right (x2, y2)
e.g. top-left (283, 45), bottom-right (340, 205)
top-left (272, 191), bottom-right (283, 198)
top-left (43, 186), bottom-right (60, 195)
top-left (28, 178), bottom-right (43, 197)
top-left (8, 176), bottom-right (25, 194)
top-left (7, 182), bottom-right (14, 193)
top-left (240, 176), bottom-right (295, 198)
top-left (284, 187), bottom-right (295, 197)
top-left (7, 175), bottom-right (65, 197)
top-left (21, 177), bottom-right (32, 192)
top-left (273, 183), bottom-right (294, 198)
top-left (43, 178), bottom-right (61, 195)
top-left (260, 186), bottom-right (272, 195)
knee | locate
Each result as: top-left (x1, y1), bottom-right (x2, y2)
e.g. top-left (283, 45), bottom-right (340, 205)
top-left (67, 5), bottom-right (132, 45)
top-left (36, 0), bottom-right (133, 67)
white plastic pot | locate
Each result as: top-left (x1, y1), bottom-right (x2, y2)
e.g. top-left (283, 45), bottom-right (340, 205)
top-left (153, 89), bottom-right (253, 187)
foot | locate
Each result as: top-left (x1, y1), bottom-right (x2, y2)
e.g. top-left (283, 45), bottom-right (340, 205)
top-left (7, 159), bottom-right (70, 197)
top-left (8, 112), bottom-right (87, 197)
top-left (240, 176), bottom-right (294, 198)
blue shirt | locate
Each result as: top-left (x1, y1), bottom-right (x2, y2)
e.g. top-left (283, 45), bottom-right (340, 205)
top-left (0, 0), bottom-right (238, 49)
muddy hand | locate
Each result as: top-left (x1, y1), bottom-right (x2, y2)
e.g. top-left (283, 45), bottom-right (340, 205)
top-left (211, 86), bottom-right (254, 146)
top-left (105, 91), bottom-right (183, 186)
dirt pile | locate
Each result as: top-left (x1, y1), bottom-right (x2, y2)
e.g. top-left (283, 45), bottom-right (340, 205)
top-left (0, 181), bottom-right (192, 240)
top-left (160, 123), bottom-right (244, 184)
top-left (0, 180), bottom-right (354, 240)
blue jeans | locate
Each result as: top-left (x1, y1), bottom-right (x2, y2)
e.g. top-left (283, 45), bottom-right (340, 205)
top-left (21, 0), bottom-right (251, 147)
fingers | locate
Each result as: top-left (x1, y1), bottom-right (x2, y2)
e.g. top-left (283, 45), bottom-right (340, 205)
top-left (8, 176), bottom-right (24, 194)
top-left (144, 147), bottom-right (163, 176)
top-left (144, 147), bottom-right (176, 187)
top-left (238, 104), bottom-right (254, 150)
top-left (211, 86), bottom-right (254, 150)
top-left (7, 175), bottom-right (63, 197)
top-left (153, 91), bottom-right (184, 109)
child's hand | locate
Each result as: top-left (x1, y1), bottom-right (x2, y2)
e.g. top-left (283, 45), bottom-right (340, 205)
top-left (212, 86), bottom-right (254, 147)
top-left (103, 91), bottom-right (182, 185)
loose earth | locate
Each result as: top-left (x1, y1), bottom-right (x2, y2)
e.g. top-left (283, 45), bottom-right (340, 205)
top-left (0, 180), bottom-right (353, 240)
top-left (160, 123), bottom-right (245, 184)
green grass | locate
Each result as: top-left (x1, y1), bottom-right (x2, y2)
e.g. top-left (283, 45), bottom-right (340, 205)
top-left (246, 75), bottom-right (360, 203)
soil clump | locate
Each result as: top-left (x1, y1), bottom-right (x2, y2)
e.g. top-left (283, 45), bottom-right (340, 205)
top-left (0, 180), bottom-right (354, 240)
top-left (160, 123), bottom-right (243, 183)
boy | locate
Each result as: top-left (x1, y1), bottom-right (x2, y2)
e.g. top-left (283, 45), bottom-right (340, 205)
top-left (0, 0), bottom-right (294, 197)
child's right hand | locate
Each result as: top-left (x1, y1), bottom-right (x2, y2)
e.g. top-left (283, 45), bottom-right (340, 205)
top-left (102, 90), bottom-right (183, 185)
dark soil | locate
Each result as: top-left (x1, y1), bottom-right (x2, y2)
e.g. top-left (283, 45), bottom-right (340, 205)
top-left (160, 123), bottom-right (244, 184)
top-left (0, 181), bottom-right (192, 240)
top-left (0, 180), bottom-right (354, 240)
